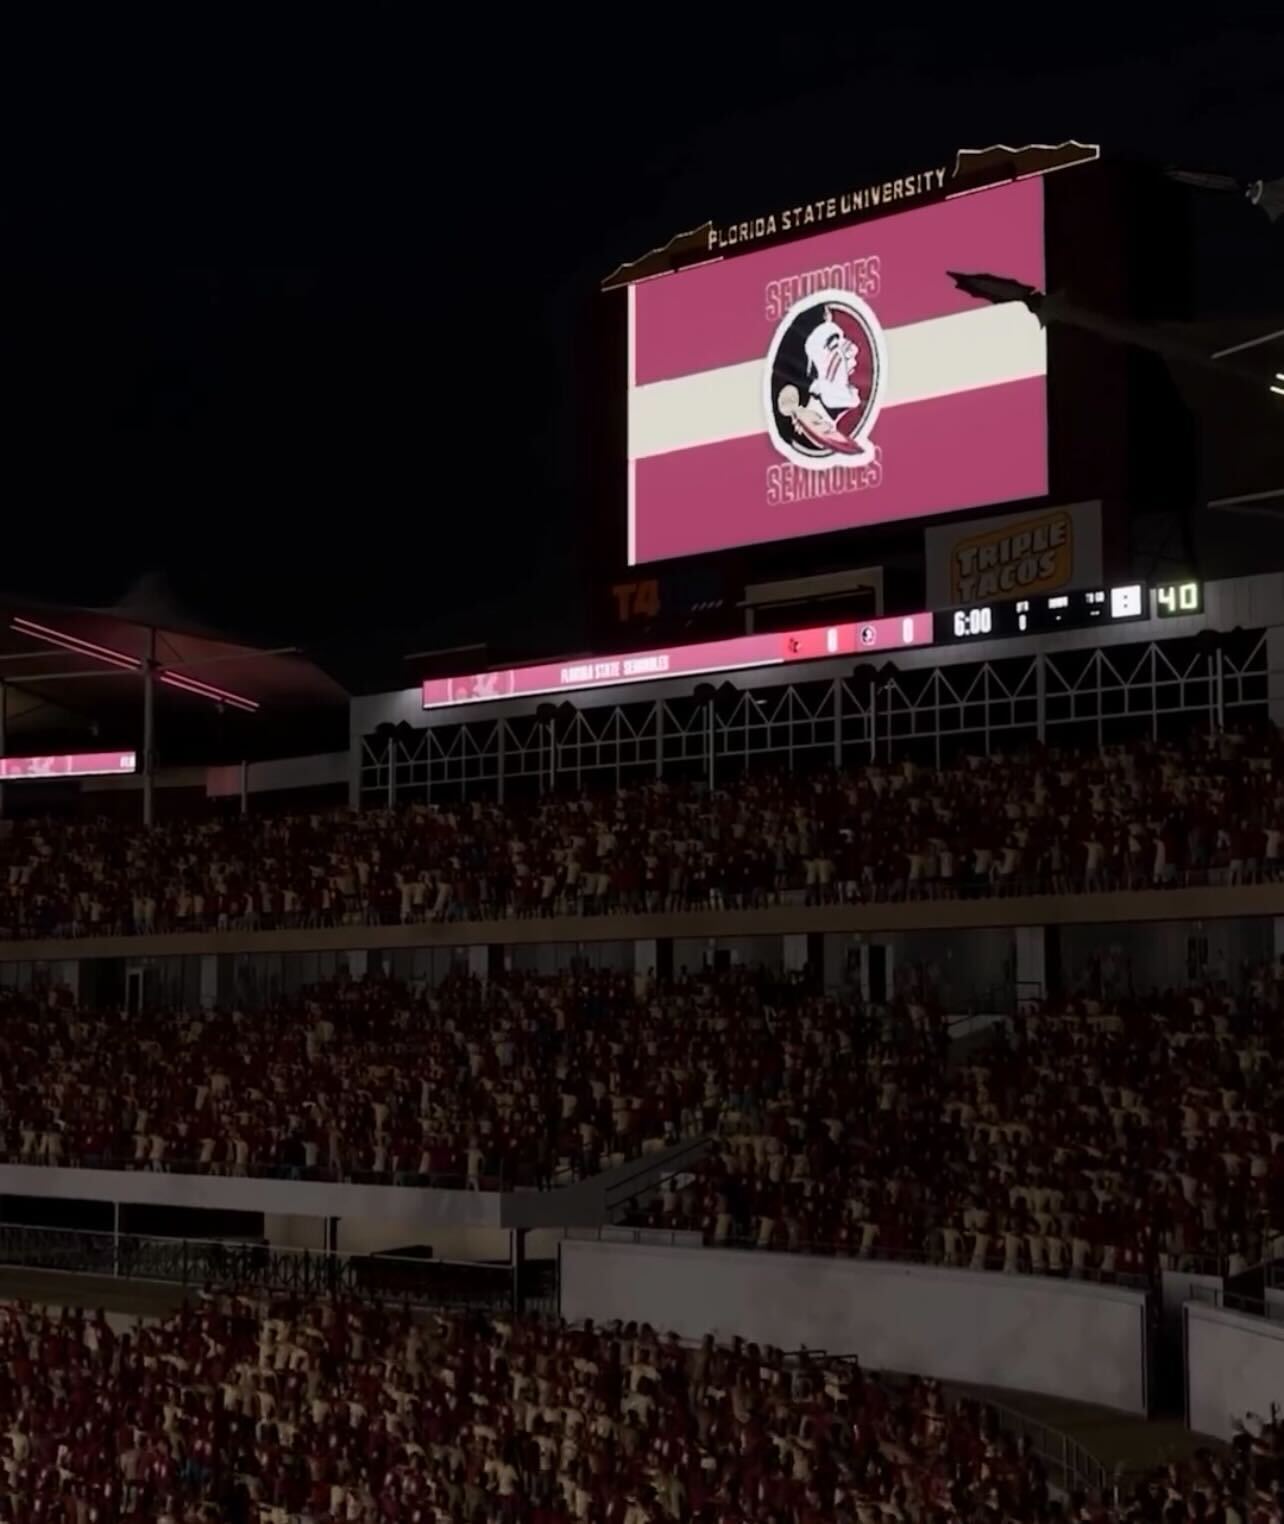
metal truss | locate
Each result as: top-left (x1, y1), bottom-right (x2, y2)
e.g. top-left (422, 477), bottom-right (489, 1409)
top-left (360, 634), bottom-right (1268, 804)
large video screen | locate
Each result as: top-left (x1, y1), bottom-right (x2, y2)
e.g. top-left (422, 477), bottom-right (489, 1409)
top-left (627, 177), bottom-right (1047, 563)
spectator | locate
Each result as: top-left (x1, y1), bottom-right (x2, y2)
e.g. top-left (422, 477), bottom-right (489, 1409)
top-left (0, 967), bottom-right (1281, 1282)
top-left (1, 730), bottom-right (1282, 937)
top-left (0, 1292), bottom-right (1272, 1522)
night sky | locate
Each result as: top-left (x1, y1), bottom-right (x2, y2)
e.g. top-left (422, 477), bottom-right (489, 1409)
top-left (2, 21), bottom-right (1281, 670)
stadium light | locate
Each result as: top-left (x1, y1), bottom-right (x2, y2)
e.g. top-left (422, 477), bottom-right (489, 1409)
top-left (9, 616), bottom-right (260, 711)
top-left (10, 617), bottom-right (141, 672)
top-left (158, 671), bottom-right (259, 713)
top-left (1273, 372), bottom-right (1284, 397)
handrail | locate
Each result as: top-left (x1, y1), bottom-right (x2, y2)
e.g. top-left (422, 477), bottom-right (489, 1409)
top-left (601, 1137), bottom-right (713, 1214)
top-left (587, 1338), bottom-right (1120, 1501)
top-left (1190, 1282), bottom-right (1284, 1323)
top-left (0, 1154), bottom-right (487, 1190)
top-left (0, 1222), bottom-right (523, 1310)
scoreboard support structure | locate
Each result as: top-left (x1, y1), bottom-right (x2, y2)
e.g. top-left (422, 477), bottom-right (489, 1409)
top-left (364, 636), bottom-right (1262, 813)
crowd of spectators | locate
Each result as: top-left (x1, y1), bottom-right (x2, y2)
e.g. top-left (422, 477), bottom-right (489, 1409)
top-left (629, 975), bottom-right (1284, 1281)
top-left (0, 1292), bottom-right (1272, 1523)
top-left (0, 969), bottom-right (674, 1191)
top-left (0, 731), bottom-right (1280, 938)
top-left (5, 967), bottom-right (1284, 1283)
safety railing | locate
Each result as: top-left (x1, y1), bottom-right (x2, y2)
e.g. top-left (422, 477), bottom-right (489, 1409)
top-left (601, 1137), bottom-right (713, 1218)
top-left (1189, 1280), bottom-right (1284, 1323)
top-left (0, 1153), bottom-right (482, 1187)
top-left (0, 1222), bottom-right (525, 1311)
top-left (645, 1347), bottom-right (1121, 1501)
top-left (0, 1149), bottom-right (602, 1193)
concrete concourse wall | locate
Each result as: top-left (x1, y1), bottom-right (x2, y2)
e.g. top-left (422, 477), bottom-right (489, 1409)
top-left (560, 1239), bottom-right (1149, 1414)
top-left (0, 1163), bottom-right (503, 1229)
top-left (1185, 1302), bottom-right (1284, 1441)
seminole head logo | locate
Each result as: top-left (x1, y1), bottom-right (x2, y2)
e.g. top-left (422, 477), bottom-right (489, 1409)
top-left (764, 287), bottom-right (887, 469)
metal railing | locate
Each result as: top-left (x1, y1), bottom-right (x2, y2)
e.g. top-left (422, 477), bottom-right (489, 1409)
top-left (0, 1153), bottom-right (483, 1188)
top-left (727, 1356), bottom-right (1119, 1500)
top-left (964, 1387), bottom-right (1140, 1497)
top-left (0, 1222), bottom-right (526, 1311)
top-left (361, 636), bottom-right (1271, 803)
top-left (601, 1137), bottom-right (713, 1218)
top-left (1190, 1280), bottom-right (1284, 1323)
top-left (990, 1400), bottom-right (1109, 1495)
top-left (0, 1149), bottom-right (607, 1193)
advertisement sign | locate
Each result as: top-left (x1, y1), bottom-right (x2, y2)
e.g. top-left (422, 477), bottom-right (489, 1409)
top-left (924, 501), bottom-right (1102, 608)
top-left (627, 177), bottom-right (1047, 563)
top-left (0, 750), bottom-right (137, 781)
top-left (423, 612), bottom-right (932, 710)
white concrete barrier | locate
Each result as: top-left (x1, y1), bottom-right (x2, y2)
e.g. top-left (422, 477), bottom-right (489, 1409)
top-left (562, 1239), bottom-right (1149, 1413)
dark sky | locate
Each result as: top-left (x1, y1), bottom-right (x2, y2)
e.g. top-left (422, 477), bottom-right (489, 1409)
top-left (2, 20), bottom-right (1281, 666)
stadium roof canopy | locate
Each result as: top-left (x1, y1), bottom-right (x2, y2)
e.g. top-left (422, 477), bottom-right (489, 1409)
top-left (0, 575), bottom-right (348, 764)
top-left (1167, 317), bottom-right (1284, 512)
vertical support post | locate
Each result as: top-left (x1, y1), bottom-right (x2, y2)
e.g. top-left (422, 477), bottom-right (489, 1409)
top-left (511, 1227), bottom-right (527, 1315)
top-left (547, 720), bottom-right (556, 794)
top-left (706, 701), bottom-right (715, 788)
top-left (386, 738), bottom-right (396, 808)
top-left (932, 671), bottom-right (941, 771)
top-left (832, 678), bottom-right (842, 768)
top-left (1035, 651), bottom-right (1047, 745)
top-left (886, 682), bottom-right (894, 765)
top-left (496, 720), bottom-right (505, 805)
top-left (113, 1201), bottom-right (120, 1278)
top-left (1095, 651), bottom-right (1104, 751)
top-left (654, 701), bottom-right (664, 780)
top-left (0, 677), bottom-right (6, 820)
top-left (1150, 645), bottom-right (1159, 742)
top-left (142, 628), bottom-right (156, 827)
top-left (1208, 653), bottom-right (1216, 738)
top-left (239, 759), bottom-right (249, 816)
top-left (1216, 647), bottom-right (1226, 732)
top-left (349, 737), bottom-right (362, 810)
top-left (983, 666), bottom-right (991, 757)
top-left (868, 681), bottom-right (877, 762)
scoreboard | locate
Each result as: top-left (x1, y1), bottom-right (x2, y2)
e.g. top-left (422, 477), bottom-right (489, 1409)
top-left (1154, 580), bottom-right (1203, 618)
top-left (935, 583), bottom-right (1143, 643)
top-left (934, 580), bottom-right (1202, 645)
top-left (423, 579), bottom-right (1208, 711)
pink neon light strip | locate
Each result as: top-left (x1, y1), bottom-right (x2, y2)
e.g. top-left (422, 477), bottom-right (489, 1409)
top-left (422, 612), bottom-right (932, 710)
top-left (10, 618), bottom-right (260, 712)
top-left (158, 671), bottom-right (259, 712)
top-left (0, 750), bottom-right (137, 781)
top-left (10, 618), bottom-right (141, 671)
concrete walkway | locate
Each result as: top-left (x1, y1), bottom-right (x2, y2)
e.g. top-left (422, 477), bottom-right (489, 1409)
top-left (0, 1267), bottom-right (187, 1319)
